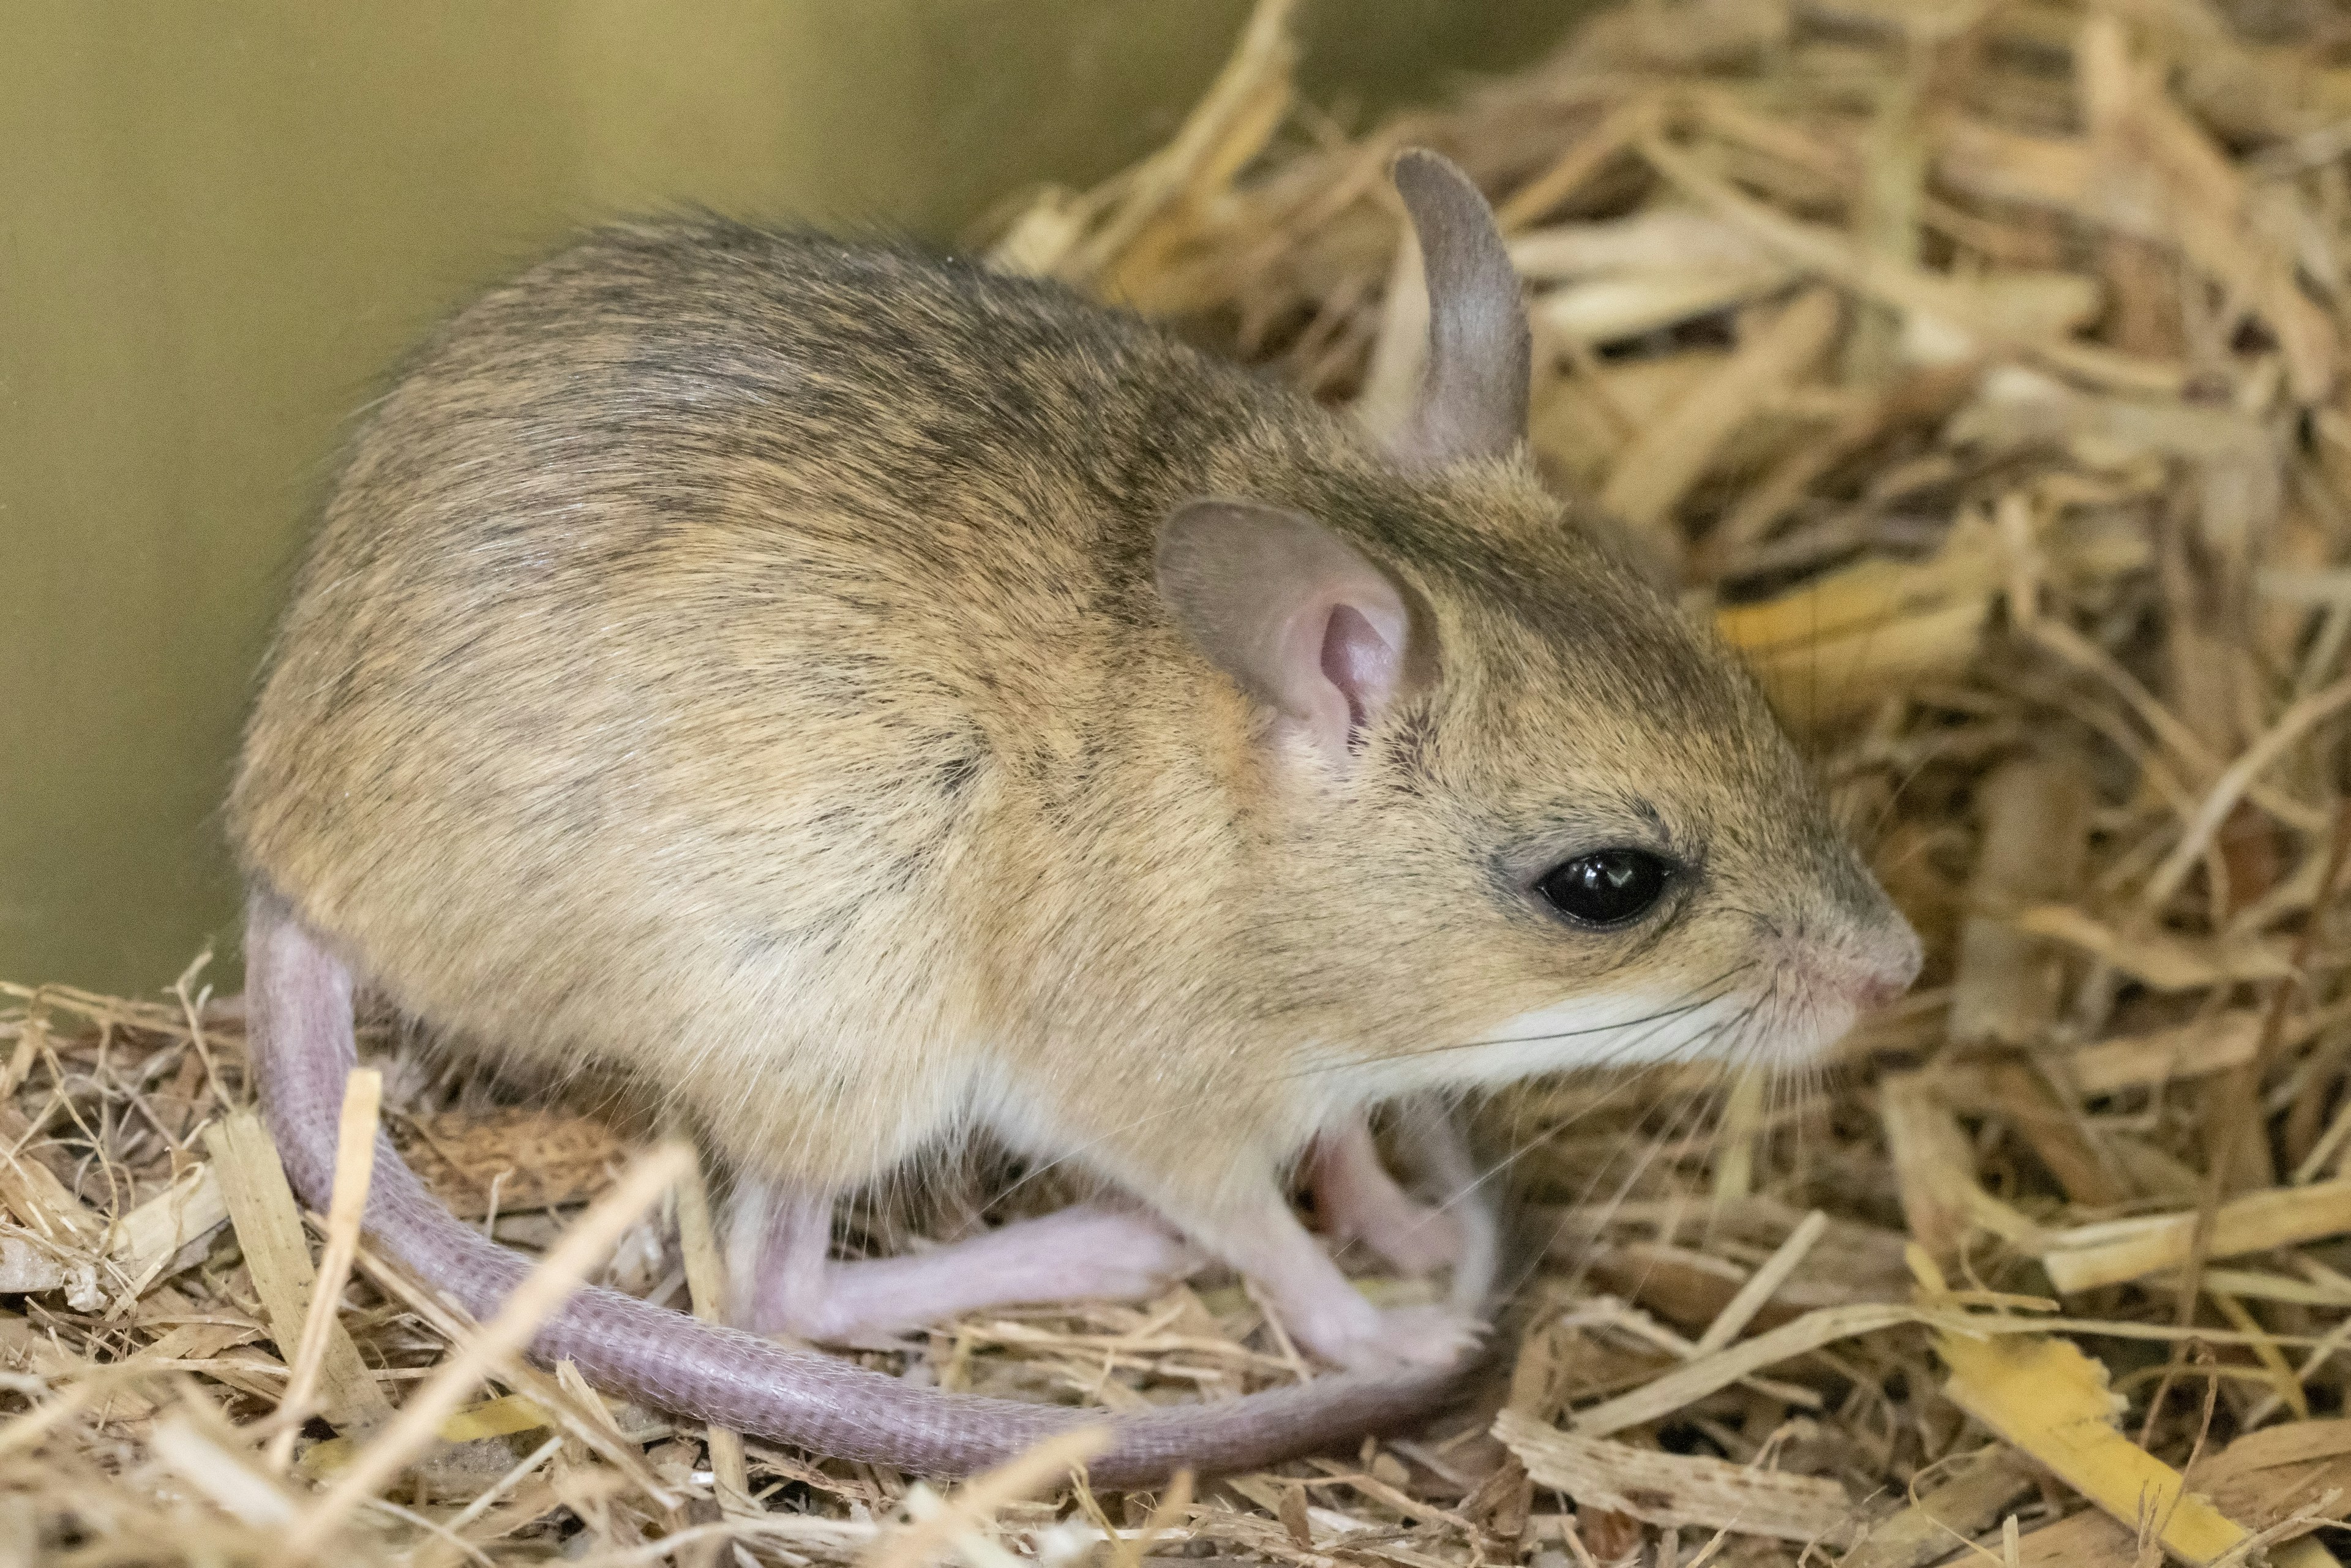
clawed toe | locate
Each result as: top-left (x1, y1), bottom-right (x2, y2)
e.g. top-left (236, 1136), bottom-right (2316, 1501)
top-left (1338, 1305), bottom-right (1485, 1370)
top-left (1288, 1294), bottom-right (1485, 1373)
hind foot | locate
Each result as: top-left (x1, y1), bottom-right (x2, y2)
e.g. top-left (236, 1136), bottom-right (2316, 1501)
top-left (732, 1190), bottom-right (1201, 1343)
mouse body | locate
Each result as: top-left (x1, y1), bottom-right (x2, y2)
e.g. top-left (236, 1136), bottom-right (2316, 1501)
top-left (230, 154), bottom-right (1919, 1478)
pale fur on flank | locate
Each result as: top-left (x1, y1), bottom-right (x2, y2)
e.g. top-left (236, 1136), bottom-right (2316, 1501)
top-left (228, 151), bottom-right (1919, 1479)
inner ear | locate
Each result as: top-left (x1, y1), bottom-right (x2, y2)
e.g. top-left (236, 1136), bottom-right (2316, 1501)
top-left (1155, 497), bottom-right (1415, 765)
top-left (1321, 604), bottom-right (1392, 737)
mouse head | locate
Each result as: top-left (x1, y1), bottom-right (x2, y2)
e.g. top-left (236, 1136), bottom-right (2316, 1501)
top-left (1154, 151), bottom-right (1920, 1095)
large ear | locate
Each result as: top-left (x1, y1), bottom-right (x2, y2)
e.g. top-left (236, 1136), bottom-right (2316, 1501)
top-left (1156, 497), bottom-right (1414, 766)
top-left (1388, 148), bottom-right (1530, 467)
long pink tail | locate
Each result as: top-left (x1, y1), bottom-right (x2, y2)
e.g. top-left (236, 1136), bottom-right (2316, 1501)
top-left (244, 893), bottom-right (1476, 1485)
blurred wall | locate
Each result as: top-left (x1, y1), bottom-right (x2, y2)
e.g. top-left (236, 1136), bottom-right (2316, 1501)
top-left (0, 1), bottom-right (1577, 994)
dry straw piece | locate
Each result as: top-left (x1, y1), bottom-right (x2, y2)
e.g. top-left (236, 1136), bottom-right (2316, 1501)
top-left (10, 0), bottom-right (2351, 1560)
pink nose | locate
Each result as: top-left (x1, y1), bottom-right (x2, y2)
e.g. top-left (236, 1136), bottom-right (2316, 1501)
top-left (1845, 927), bottom-right (1924, 1013)
top-left (1849, 970), bottom-right (1911, 1012)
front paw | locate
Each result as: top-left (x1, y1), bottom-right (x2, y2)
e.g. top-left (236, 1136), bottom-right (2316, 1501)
top-left (1295, 1299), bottom-right (1485, 1372)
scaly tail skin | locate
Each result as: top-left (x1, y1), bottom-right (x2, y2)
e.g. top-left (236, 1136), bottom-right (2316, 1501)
top-left (242, 890), bottom-right (1483, 1486)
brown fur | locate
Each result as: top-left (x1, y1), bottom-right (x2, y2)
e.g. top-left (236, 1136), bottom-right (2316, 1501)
top-left (230, 216), bottom-right (1910, 1284)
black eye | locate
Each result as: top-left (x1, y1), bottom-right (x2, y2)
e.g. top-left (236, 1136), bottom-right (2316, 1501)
top-left (1537, 850), bottom-right (1673, 928)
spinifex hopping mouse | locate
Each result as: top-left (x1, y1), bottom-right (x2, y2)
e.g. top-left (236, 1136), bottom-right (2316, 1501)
top-left (229, 151), bottom-right (1921, 1484)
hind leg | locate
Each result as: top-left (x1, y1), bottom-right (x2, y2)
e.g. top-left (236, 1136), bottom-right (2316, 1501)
top-left (1311, 1105), bottom-right (1499, 1318)
top-left (1166, 1176), bottom-right (1485, 1371)
top-left (1308, 1112), bottom-right (1464, 1275)
top-left (728, 1182), bottom-right (1201, 1343)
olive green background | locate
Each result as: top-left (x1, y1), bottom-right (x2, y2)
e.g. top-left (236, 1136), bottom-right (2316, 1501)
top-left (1, 1), bottom-right (1576, 996)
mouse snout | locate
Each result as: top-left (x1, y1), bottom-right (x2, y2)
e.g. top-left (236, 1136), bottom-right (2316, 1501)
top-left (1745, 901), bottom-right (1922, 1063)
top-left (1828, 917), bottom-right (1924, 1015)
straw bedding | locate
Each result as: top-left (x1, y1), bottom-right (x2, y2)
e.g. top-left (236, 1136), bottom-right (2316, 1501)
top-left (10, 0), bottom-right (2351, 1559)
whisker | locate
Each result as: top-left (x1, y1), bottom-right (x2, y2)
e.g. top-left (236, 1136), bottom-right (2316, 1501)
top-left (1278, 962), bottom-right (1760, 1080)
top-left (1423, 986), bottom-right (1753, 1225)
top-left (1487, 991), bottom-right (1775, 1304)
top-left (1558, 1062), bottom-right (1725, 1289)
